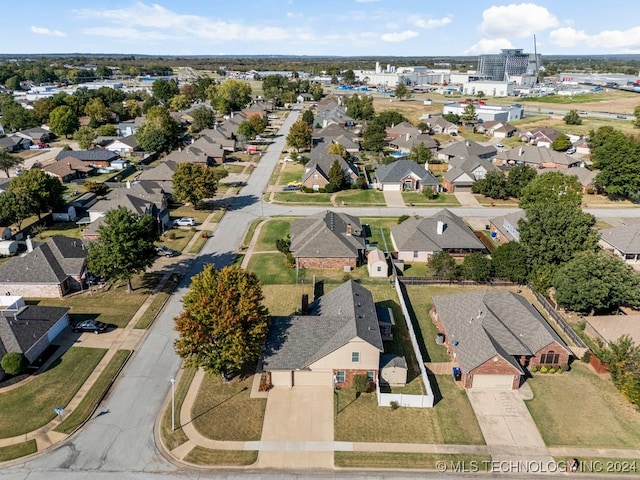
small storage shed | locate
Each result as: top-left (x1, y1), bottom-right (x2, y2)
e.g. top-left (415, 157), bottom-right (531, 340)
top-left (379, 354), bottom-right (408, 387)
top-left (367, 249), bottom-right (388, 278)
top-left (0, 240), bottom-right (18, 256)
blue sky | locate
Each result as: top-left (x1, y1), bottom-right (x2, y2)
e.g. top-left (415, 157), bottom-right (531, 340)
top-left (2, 1), bottom-right (639, 57)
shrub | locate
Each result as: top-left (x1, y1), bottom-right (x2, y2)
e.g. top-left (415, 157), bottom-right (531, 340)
top-left (397, 214), bottom-right (410, 224)
top-left (1, 352), bottom-right (28, 375)
top-left (539, 365), bottom-right (548, 374)
top-left (558, 364), bottom-right (569, 373)
top-left (284, 252), bottom-right (295, 268)
top-left (581, 351), bottom-right (591, 363)
top-left (548, 367), bottom-right (556, 374)
top-left (341, 273), bottom-right (351, 283)
top-left (390, 401), bottom-right (400, 410)
top-left (166, 231), bottom-right (176, 240)
top-left (530, 365), bottom-right (539, 373)
top-left (353, 374), bottom-right (370, 396)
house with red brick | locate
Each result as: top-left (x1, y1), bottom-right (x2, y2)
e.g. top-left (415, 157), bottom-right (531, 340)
top-left (262, 280), bottom-right (384, 388)
top-left (290, 210), bottom-right (365, 269)
top-left (432, 290), bottom-right (571, 389)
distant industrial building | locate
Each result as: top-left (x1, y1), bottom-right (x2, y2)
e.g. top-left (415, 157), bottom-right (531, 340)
top-left (443, 103), bottom-right (524, 122)
top-left (477, 49), bottom-right (541, 82)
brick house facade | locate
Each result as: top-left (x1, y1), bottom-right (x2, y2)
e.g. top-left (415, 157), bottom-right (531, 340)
top-left (333, 368), bottom-right (378, 389)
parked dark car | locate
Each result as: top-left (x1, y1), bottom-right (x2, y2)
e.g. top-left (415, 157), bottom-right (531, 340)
top-left (282, 185), bottom-right (300, 191)
top-left (616, 114), bottom-right (628, 119)
top-left (72, 319), bottom-right (107, 334)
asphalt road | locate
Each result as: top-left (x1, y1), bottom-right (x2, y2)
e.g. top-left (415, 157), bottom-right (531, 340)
top-left (2, 107), bottom-right (640, 480)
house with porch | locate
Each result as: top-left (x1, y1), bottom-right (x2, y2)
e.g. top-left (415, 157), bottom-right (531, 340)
top-left (262, 280), bottom-right (384, 388)
top-left (374, 160), bottom-right (439, 192)
top-left (432, 290), bottom-right (571, 389)
top-left (493, 146), bottom-right (581, 169)
top-left (442, 156), bottom-right (500, 193)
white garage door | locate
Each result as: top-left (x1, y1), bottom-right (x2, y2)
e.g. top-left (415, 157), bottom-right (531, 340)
top-left (454, 185), bottom-right (473, 193)
top-left (293, 371), bottom-right (332, 386)
top-left (383, 184), bottom-right (402, 191)
top-left (472, 374), bottom-right (514, 389)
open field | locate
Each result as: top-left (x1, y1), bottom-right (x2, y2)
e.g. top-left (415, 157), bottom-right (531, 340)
top-left (526, 363), bottom-right (640, 448)
top-left (510, 114), bottom-right (640, 137)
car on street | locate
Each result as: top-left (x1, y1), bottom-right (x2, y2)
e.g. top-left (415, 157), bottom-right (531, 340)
top-left (173, 217), bottom-right (196, 226)
top-left (579, 111), bottom-right (588, 115)
top-left (72, 319), bottom-right (108, 334)
top-left (156, 246), bottom-right (179, 257)
top-left (617, 114), bottom-right (628, 119)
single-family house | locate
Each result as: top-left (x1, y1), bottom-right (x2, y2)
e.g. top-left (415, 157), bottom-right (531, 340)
top-left (14, 127), bottom-right (52, 143)
top-left (429, 117), bottom-right (459, 136)
top-left (599, 222), bottom-right (640, 263)
top-left (56, 149), bottom-right (120, 168)
top-left (118, 117), bottom-right (145, 137)
top-left (386, 122), bottom-right (421, 141)
top-left (0, 135), bottom-right (31, 152)
top-left (475, 120), bottom-right (517, 139)
top-left (163, 147), bottom-right (210, 167)
top-left (536, 166), bottom-right (597, 194)
top-left (198, 128), bottom-right (236, 152)
top-left (262, 280), bottom-right (384, 388)
top-left (42, 158), bottom-right (95, 183)
top-left (432, 290), bottom-right (572, 389)
top-left (104, 135), bottom-right (139, 156)
top-left (367, 249), bottom-right (388, 278)
top-left (301, 149), bottom-right (359, 190)
top-left (388, 134), bottom-right (438, 155)
top-left (573, 137), bottom-right (591, 155)
top-left (493, 146), bottom-right (581, 169)
top-left (290, 211), bottom-right (365, 269)
top-left (135, 159), bottom-right (178, 195)
top-left (390, 209), bottom-right (485, 262)
top-left (0, 235), bottom-right (88, 298)
top-left (314, 105), bottom-right (354, 129)
top-left (189, 136), bottom-right (226, 164)
top-left (437, 140), bottom-right (496, 162)
top-left (519, 127), bottom-right (562, 148)
top-left (374, 160), bottom-right (440, 192)
top-left (0, 295), bottom-right (70, 379)
top-left (488, 210), bottom-right (526, 244)
top-left (442, 156), bottom-right (500, 193)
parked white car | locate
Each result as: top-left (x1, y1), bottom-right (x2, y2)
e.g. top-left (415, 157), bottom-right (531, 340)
top-left (173, 217), bottom-right (196, 227)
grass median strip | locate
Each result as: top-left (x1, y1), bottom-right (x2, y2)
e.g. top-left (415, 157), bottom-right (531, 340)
top-left (54, 350), bottom-right (131, 435)
top-left (135, 276), bottom-right (180, 329)
top-left (161, 367), bottom-right (197, 451)
top-left (335, 452), bottom-right (491, 470)
top-left (0, 440), bottom-right (37, 462)
top-left (184, 447), bottom-right (257, 466)
top-left (0, 347), bottom-right (106, 438)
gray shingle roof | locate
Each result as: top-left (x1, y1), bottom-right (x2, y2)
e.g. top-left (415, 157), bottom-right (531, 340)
top-left (0, 306), bottom-right (69, 354)
top-left (302, 150), bottom-right (358, 184)
top-left (391, 209), bottom-right (485, 252)
top-left (56, 149), bottom-right (120, 162)
top-left (380, 354), bottom-right (407, 369)
top-left (290, 211), bottom-right (365, 259)
top-left (497, 146), bottom-right (579, 167)
top-left (438, 140), bottom-right (496, 159)
top-left (443, 156), bottom-right (499, 184)
top-left (262, 281), bottom-right (383, 370)
top-left (376, 160), bottom-right (439, 186)
top-left (600, 222), bottom-right (640, 255)
top-left (0, 236), bottom-right (87, 284)
top-left (433, 290), bottom-right (570, 373)
top-left (89, 183), bottom-right (166, 217)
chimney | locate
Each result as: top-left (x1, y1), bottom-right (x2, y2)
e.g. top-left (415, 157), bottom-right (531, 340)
top-left (26, 235), bottom-right (33, 253)
top-left (126, 180), bottom-right (131, 189)
top-left (301, 294), bottom-right (309, 315)
top-left (346, 223), bottom-right (352, 236)
top-left (437, 220), bottom-right (446, 235)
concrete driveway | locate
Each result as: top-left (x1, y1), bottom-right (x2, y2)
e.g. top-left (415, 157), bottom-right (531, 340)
top-left (467, 389), bottom-right (553, 463)
top-left (383, 190), bottom-right (406, 208)
top-left (454, 191), bottom-right (482, 207)
top-left (256, 386), bottom-right (334, 470)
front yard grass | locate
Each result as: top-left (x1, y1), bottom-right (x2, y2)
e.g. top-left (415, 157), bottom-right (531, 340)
top-left (0, 440), bottom-right (37, 462)
top-left (55, 350), bottom-right (131, 434)
top-left (335, 452), bottom-right (491, 470)
top-left (191, 372), bottom-right (266, 441)
top-left (278, 162), bottom-right (304, 185)
top-left (334, 375), bottom-right (484, 444)
top-left (170, 205), bottom-right (212, 224)
top-left (159, 228), bottom-right (196, 253)
top-left (34, 274), bottom-right (157, 328)
top-left (272, 192), bottom-right (332, 204)
top-left (246, 252), bottom-right (297, 285)
top-left (525, 363), bottom-right (640, 448)
top-left (402, 192), bottom-right (461, 207)
top-left (473, 195), bottom-right (519, 207)
top-left (254, 218), bottom-right (292, 252)
top-left (0, 347), bottom-right (106, 438)
top-left (333, 189), bottom-right (386, 206)
top-left (184, 447), bottom-right (257, 466)
top-left (35, 222), bottom-right (83, 240)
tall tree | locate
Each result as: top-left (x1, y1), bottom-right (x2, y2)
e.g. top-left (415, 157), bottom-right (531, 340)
top-left (551, 134), bottom-right (572, 151)
top-left (590, 127), bottom-right (640, 201)
top-left (394, 82), bottom-right (410, 101)
top-left (9, 168), bottom-right (64, 219)
top-left (427, 251), bottom-right (458, 280)
top-left (345, 94), bottom-right (374, 121)
top-left (172, 163), bottom-right (227, 208)
top-left (210, 79), bottom-right (252, 114)
top-left (342, 69), bottom-right (356, 85)
top-left (49, 105), bottom-right (80, 137)
top-left (408, 143), bottom-right (433, 164)
top-left (460, 104), bottom-right (477, 124)
top-left (634, 105), bottom-right (640, 129)
top-left (190, 106), bottom-right (215, 133)
top-left (84, 97), bottom-right (109, 125)
top-left (362, 122), bottom-right (386, 152)
top-left (472, 170), bottom-right (508, 199)
top-left (87, 207), bottom-right (158, 293)
top-left (286, 119), bottom-right (312, 152)
top-left (0, 190), bottom-right (37, 230)
top-left (552, 251), bottom-right (640, 314)
top-left (174, 265), bottom-right (270, 377)
top-left (327, 159), bottom-right (347, 191)
top-left (74, 126), bottom-right (96, 150)
top-left (309, 83), bottom-right (323, 101)
top-left (463, 253), bottom-right (493, 282)
top-left (506, 164), bottom-right (537, 198)
top-left (519, 171), bottom-right (583, 210)
top-left (135, 105), bottom-right (180, 153)
top-left (491, 241), bottom-right (529, 283)
top-left (151, 79), bottom-right (180, 103)
top-left (564, 109), bottom-right (582, 125)
top-left (301, 109), bottom-right (314, 126)
top-left (0, 148), bottom-right (23, 178)
top-left (372, 110), bottom-right (407, 128)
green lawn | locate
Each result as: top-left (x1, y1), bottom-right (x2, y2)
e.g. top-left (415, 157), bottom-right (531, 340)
top-left (334, 375), bottom-right (484, 444)
top-left (526, 363), bottom-right (640, 448)
top-left (272, 192), bottom-right (333, 204)
top-left (261, 284), bottom-right (315, 316)
top-left (402, 192), bottom-right (461, 207)
top-left (55, 350), bottom-right (131, 434)
top-left (522, 91), bottom-right (636, 105)
top-left (0, 440), bottom-right (37, 462)
top-left (334, 189), bottom-right (386, 206)
top-left (278, 163), bottom-right (304, 185)
top-left (161, 367), bottom-right (197, 451)
top-left (191, 373), bottom-right (266, 441)
top-left (0, 347), bottom-right (106, 438)
top-left (159, 228), bottom-right (197, 253)
top-left (170, 204), bottom-right (213, 224)
top-left (361, 217), bottom-right (398, 251)
top-left (35, 222), bottom-right (83, 240)
top-left (242, 218), bottom-right (262, 248)
top-left (246, 252), bottom-right (297, 285)
top-left (254, 218), bottom-right (292, 252)
top-left (184, 447), bottom-right (257, 466)
top-left (135, 275), bottom-right (180, 329)
top-left (34, 274), bottom-right (156, 328)
top-left (402, 262), bottom-right (429, 276)
top-left (335, 452), bottom-right (491, 470)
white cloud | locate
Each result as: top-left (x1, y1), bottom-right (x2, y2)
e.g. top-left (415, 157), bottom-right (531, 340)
top-left (409, 15), bottom-right (452, 29)
top-left (464, 38), bottom-right (514, 55)
top-left (30, 26), bottom-right (66, 37)
top-left (550, 26), bottom-right (640, 52)
top-left (74, 2), bottom-right (290, 42)
top-left (381, 30), bottom-right (419, 42)
top-left (480, 3), bottom-right (559, 38)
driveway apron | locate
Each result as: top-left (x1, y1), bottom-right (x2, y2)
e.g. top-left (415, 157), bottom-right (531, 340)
top-left (255, 386), bottom-right (334, 469)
